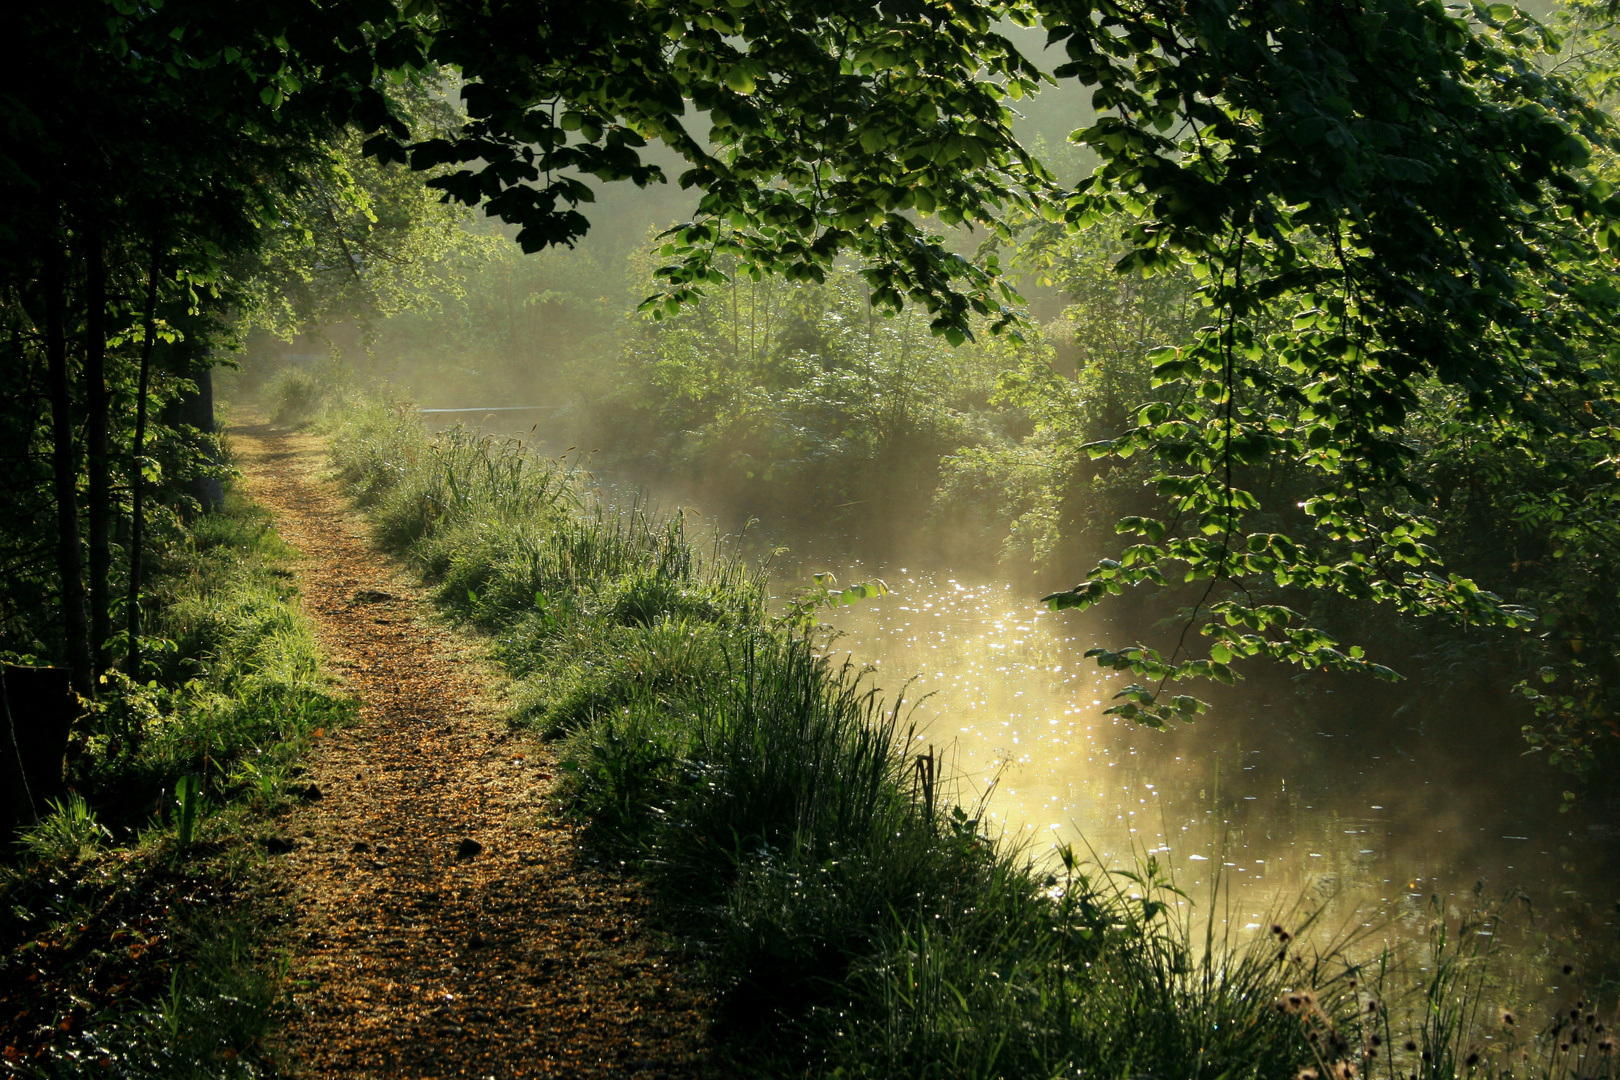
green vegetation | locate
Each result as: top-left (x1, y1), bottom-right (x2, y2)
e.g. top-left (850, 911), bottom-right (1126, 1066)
top-left (90, 489), bottom-right (352, 807)
top-left (15, 0), bottom-right (1620, 790)
top-left (0, 483), bottom-right (353, 1077)
top-left (319, 396), bottom-right (1607, 1079)
top-left (11, 0), bottom-right (1620, 1072)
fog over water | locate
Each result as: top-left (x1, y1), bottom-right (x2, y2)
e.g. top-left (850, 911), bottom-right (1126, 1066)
top-left (806, 567), bottom-right (1616, 944)
top-left (409, 407), bottom-right (1620, 973)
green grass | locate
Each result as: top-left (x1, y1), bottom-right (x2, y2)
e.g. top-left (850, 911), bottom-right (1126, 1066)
top-left (319, 397), bottom-right (1615, 1080)
top-left (264, 363), bottom-right (344, 428)
top-left (1, 479), bottom-right (354, 1078)
top-left (62, 487), bottom-right (354, 830)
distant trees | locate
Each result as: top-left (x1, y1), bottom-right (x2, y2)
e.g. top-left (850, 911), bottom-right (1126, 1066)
top-left (392, 0), bottom-right (1620, 784)
top-left (366, 0), bottom-right (1620, 764)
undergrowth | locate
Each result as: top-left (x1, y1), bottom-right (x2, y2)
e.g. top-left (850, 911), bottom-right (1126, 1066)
top-left (320, 393), bottom-right (1614, 1080)
top-left (1, 481), bottom-right (353, 1078)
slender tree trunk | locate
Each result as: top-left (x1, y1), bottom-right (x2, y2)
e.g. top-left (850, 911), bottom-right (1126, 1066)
top-left (764, 281), bottom-right (775, 362)
top-left (505, 265), bottom-right (517, 360)
top-left (170, 355), bottom-right (223, 512)
top-left (85, 231), bottom-right (111, 676)
top-left (126, 242), bottom-right (160, 683)
top-left (44, 240), bottom-right (92, 697)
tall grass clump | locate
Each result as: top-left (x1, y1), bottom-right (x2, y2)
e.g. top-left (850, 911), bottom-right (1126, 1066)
top-left (266, 361), bottom-right (346, 427)
top-left (323, 398), bottom-right (1611, 1079)
top-left (326, 396), bottom-right (764, 637)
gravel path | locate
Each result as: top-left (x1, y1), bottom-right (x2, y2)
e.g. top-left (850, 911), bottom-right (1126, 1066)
top-left (232, 420), bottom-right (713, 1080)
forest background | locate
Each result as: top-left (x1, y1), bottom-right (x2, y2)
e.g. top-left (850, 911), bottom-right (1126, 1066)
top-left (7, 0), bottom-right (1620, 816)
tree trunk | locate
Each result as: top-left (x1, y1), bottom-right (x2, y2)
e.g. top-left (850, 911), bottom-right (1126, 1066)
top-left (165, 346), bottom-right (224, 512)
top-left (43, 241), bottom-right (92, 698)
top-left (85, 232), bottom-right (111, 676)
top-left (0, 665), bottom-right (78, 841)
top-left (126, 243), bottom-right (160, 683)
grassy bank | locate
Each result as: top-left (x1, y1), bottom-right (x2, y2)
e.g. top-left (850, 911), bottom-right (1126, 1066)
top-left (1, 481), bottom-right (354, 1078)
top-left (310, 395), bottom-right (1619, 1080)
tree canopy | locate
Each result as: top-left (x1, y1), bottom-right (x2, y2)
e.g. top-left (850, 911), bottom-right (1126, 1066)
top-left (8, 0), bottom-right (1620, 776)
top-left (372, 0), bottom-right (1620, 742)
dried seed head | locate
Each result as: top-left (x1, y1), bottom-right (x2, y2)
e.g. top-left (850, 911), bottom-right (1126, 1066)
top-left (1277, 992), bottom-right (1309, 1014)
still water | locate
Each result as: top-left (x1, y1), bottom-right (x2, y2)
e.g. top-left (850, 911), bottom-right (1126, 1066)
top-left (430, 412), bottom-right (1617, 964)
top-left (797, 566), bottom-right (1618, 957)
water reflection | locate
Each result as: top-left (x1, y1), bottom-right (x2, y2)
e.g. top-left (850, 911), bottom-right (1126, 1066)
top-left (794, 566), bottom-right (1618, 950)
top-left (426, 412), bottom-right (1616, 962)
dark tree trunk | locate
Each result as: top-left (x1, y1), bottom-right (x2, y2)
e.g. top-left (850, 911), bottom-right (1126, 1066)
top-left (126, 243), bottom-right (160, 683)
top-left (85, 232), bottom-right (111, 676)
top-left (43, 241), bottom-right (92, 698)
top-left (166, 356), bottom-right (224, 512)
top-left (0, 665), bottom-right (78, 841)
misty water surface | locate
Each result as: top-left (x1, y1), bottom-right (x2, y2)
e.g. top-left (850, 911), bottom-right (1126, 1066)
top-left (426, 410), bottom-right (1618, 962)
top-left (796, 565), bottom-right (1619, 958)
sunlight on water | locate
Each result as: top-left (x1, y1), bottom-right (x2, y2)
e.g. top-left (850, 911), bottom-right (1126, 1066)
top-left (798, 566), bottom-right (1616, 945)
top-left (453, 411), bottom-right (1615, 956)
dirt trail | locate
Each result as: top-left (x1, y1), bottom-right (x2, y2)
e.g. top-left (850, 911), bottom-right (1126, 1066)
top-left (231, 420), bottom-right (713, 1080)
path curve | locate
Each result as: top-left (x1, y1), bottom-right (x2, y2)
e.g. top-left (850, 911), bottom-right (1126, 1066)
top-left (232, 420), bottom-right (712, 1079)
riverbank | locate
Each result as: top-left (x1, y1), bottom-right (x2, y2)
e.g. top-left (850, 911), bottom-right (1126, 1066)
top-left (308, 393), bottom-right (1584, 1080)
